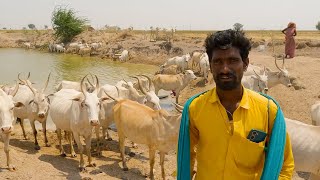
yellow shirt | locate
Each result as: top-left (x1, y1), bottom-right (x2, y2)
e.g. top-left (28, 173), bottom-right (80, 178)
top-left (189, 87), bottom-right (294, 180)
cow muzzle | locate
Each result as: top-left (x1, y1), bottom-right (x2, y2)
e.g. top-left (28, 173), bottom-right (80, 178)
top-left (1, 126), bottom-right (13, 134)
top-left (38, 113), bottom-right (45, 118)
top-left (90, 120), bottom-right (99, 126)
top-left (287, 83), bottom-right (292, 87)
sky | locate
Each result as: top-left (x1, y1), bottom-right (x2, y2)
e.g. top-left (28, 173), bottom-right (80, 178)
top-left (1, 0), bottom-right (319, 30)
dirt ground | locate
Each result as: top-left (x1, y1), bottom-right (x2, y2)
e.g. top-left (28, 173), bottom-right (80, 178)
top-left (0, 30), bottom-right (320, 179)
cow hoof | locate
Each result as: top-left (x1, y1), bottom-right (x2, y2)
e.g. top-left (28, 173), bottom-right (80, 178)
top-left (8, 165), bottom-right (16, 172)
top-left (106, 137), bottom-right (112, 141)
top-left (24, 136), bottom-right (29, 140)
top-left (34, 145), bottom-right (40, 150)
top-left (79, 167), bottom-right (87, 172)
top-left (45, 143), bottom-right (51, 147)
top-left (60, 153), bottom-right (67, 157)
top-left (71, 154), bottom-right (77, 158)
top-left (123, 167), bottom-right (129, 171)
top-left (87, 163), bottom-right (96, 167)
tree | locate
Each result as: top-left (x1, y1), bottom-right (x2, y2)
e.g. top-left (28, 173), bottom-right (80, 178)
top-left (316, 21), bottom-right (320, 31)
top-left (44, 25), bottom-right (48, 29)
top-left (51, 6), bottom-right (88, 43)
top-left (28, 24), bottom-right (36, 29)
top-left (233, 23), bottom-right (243, 31)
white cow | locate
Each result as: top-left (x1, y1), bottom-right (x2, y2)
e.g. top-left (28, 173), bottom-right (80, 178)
top-left (0, 83), bottom-right (23, 171)
top-left (90, 42), bottom-right (103, 51)
top-left (110, 97), bottom-right (182, 180)
top-left (152, 70), bottom-right (197, 103)
top-left (119, 50), bottom-right (129, 61)
top-left (285, 118), bottom-right (320, 179)
top-left (311, 101), bottom-right (320, 126)
top-left (23, 42), bottom-right (31, 49)
top-left (164, 53), bottom-right (191, 72)
top-left (245, 58), bottom-right (292, 88)
top-left (156, 65), bottom-right (181, 75)
top-left (14, 73), bottom-right (51, 150)
top-left (50, 76), bottom-right (108, 171)
top-left (190, 51), bottom-right (204, 70)
top-left (199, 53), bottom-right (210, 83)
top-left (242, 69), bottom-right (269, 93)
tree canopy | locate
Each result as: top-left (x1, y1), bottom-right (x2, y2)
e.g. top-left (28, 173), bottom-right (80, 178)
top-left (233, 23), bottom-right (244, 31)
top-left (51, 6), bottom-right (88, 43)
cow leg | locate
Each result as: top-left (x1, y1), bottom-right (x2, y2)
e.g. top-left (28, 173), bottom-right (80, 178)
top-left (94, 126), bottom-right (101, 156)
top-left (67, 132), bottom-right (76, 157)
top-left (73, 133), bottom-right (86, 172)
top-left (42, 119), bottom-right (50, 147)
top-left (56, 128), bottom-right (66, 157)
top-left (84, 135), bottom-right (96, 167)
top-left (160, 151), bottom-right (166, 180)
top-left (30, 120), bottom-right (40, 150)
top-left (118, 131), bottom-right (128, 171)
top-left (2, 134), bottom-right (15, 171)
top-left (175, 92), bottom-right (180, 103)
top-left (148, 146), bottom-right (156, 180)
top-left (18, 118), bottom-right (29, 140)
top-left (102, 127), bottom-right (112, 141)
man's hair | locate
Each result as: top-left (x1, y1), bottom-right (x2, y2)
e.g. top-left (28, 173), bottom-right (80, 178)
top-left (204, 29), bottom-right (251, 62)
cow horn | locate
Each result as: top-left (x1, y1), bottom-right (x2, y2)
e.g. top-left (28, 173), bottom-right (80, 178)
top-left (103, 88), bottom-right (119, 102)
top-left (95, 75), bottom-right (100, 91)
top-left (27, 72), bottom-right (30, 80)
top-left (140, 74), bottom-right (155, 92)
top-left (175, 106), bottom-right (183, 113)
top-left (10, 81), bottom-right (20, 97)
top-left (122, 79), bottom-right (128, 84)
top-left (18, 73), bottom-right (24, 83)
top-left (42, 72), bottom-right (51, 93)
top-left (253, 69), bottom-right (261, 79)
top-left (25, 79), bottom-right (36, 96)
top-left (86, 77), bottom-right (94, 87)
top-left (130, 76), bottom-right (147, 95)
top-left (173, 102), bottom-right (184, 111)
top-left (274, 57), bottom-right (285, 73)
top-left (80, 75), bottom-right (88, 98)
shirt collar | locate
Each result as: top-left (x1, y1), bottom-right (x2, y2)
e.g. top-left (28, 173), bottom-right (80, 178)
top-left (208, 86), bottom-right (250, 110)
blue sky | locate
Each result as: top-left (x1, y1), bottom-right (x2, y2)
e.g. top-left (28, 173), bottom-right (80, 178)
top-left (1, 0), bottom-right (319, 30)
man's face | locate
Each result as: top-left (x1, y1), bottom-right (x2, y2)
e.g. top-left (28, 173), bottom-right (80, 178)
top-left (210, 47), bottom-right (248, 91)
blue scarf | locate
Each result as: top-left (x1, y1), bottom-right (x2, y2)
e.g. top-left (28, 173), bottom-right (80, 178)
top-left (177, 92), bottom-right (286, 180)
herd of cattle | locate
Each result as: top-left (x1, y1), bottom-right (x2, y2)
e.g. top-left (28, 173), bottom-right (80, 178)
top-left (1, 50), bottom-right (320, 179)
top-left (22, 41), bottom-right (131, 61)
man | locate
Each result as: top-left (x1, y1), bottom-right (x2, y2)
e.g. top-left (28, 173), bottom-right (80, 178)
top-left (177, 29), bottom-right (294, 180)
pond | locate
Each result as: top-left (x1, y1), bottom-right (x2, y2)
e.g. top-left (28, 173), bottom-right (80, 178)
top-left (0, 48), bottom-right (173, 130)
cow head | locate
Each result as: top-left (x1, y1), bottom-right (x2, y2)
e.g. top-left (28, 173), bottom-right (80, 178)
top-left (25, 73), bottom-right (51, 122)
top-left (253, 68), bottom-right (269, 94)
top-left (76, 75), bottom-right (107, 126)
top-left (274, 57), bottom-right (292, 87)
top-left (135, 75), bottom-right (161, 110)
top-left (183, 70), bottom-right (197, 80)
top-left (0, 82), bottom-right (24, 134)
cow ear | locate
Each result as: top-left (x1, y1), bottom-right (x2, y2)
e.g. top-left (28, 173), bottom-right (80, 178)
top-left (14, 102), bottom-right (25, 108)
top-left (100, 96), bottom-right (110, 102)
top-left (72, 97), bottom-right (81, 101)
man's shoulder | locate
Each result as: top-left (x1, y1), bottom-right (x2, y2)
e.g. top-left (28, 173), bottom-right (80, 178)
top-left (189, 89), bottom-right (212, 111)
top-left (247, 89), bottom-right (278, 112)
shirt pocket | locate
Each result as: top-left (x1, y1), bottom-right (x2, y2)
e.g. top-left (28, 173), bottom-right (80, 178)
top-left (224, 134), bottom-right (265, 180)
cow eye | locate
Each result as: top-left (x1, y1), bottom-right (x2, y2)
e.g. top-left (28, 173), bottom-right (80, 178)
top-left (10, 107), bottom-right (14, 111)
